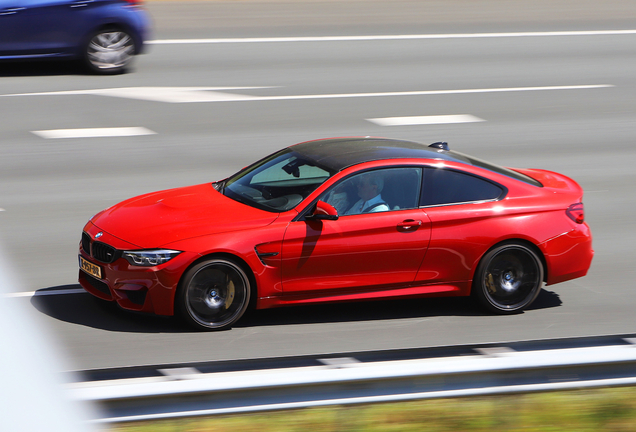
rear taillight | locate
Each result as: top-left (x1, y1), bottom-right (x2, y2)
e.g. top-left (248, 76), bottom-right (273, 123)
top-left (124, 0), bottom-right (142, 5)
top-left (566, 203), bottom-right (585, 224)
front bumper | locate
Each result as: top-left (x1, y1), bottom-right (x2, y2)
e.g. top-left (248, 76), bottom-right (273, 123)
top-left (78, 226), bottom-right (197, 316)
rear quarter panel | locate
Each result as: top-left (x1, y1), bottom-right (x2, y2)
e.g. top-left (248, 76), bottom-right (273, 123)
top-left (416, 201), bottom-right (570, 287)
top-left (415, 164), bottom-right (591, 292)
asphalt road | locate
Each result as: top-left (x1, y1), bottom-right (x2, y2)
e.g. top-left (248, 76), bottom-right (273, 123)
top-left (1, 0), bottom-right (635, 371)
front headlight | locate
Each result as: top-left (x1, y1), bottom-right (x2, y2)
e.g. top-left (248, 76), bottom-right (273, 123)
top-left (123, 249), bottom-right (182, 267)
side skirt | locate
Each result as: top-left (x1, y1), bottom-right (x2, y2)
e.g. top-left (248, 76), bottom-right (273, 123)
top-left (256, 282), bottom-right (470, 310)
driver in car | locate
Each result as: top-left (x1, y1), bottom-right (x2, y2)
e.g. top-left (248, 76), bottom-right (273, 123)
top-left (345, 172), bottom-right (389, 215)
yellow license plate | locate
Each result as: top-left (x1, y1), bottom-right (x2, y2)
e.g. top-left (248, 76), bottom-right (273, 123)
top-left (80, 256), bottom-right (102, 279)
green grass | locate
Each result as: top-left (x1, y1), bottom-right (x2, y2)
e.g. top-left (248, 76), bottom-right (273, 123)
top-left (113, 386), bottom-right (636, 432)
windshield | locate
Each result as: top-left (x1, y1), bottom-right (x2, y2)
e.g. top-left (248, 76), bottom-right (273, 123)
top-left (222, 149), bottom-right (335, 212)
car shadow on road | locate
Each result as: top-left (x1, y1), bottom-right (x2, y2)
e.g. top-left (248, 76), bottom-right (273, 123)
top-left (31, 285), bottom-right (562, 333)
top-left (237, 288), bottom-right (563, 328)
top-left (31, 285), bottom-right (186, 333)
top-left (0, 60), bottom-right (87, 77)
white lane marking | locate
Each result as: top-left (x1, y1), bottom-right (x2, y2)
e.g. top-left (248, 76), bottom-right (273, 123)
top-left (257, 85), bottom-right (610, 101)
top-left (2, 85), bottom-right (613, 104)
top-left (3, 288), bottom-right (86, 298)
top-left (148, 29), bottom-right (636, 45)
top-left (1, 86), bottom-right (275, 102)
top-left (95, 87), bottom-right (262, 103)
top-left (368, 114), bottom-right (485, 126)
top-left (32, 127), bottom-right (156, 139)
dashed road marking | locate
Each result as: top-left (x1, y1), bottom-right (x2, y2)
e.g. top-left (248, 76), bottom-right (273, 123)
top-left (32, 127), bottom-right (156, 139)
top-left (368, 114), bottom-right (485, 126)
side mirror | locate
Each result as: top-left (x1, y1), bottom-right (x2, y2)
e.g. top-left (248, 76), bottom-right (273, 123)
top-left (306, 200), bottom-right (339, 221)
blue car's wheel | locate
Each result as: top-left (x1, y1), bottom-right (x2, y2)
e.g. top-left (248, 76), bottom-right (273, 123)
top-left (84, 28), bottom-right (135, 74)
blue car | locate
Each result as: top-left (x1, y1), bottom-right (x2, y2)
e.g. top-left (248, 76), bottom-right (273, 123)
top-left (0, 0), bottom-right (150, 74)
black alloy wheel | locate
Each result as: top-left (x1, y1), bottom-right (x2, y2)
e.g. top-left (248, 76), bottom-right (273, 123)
top-left (177, 258), bottom-right (251, 330)
top-left (473, 243), bottom-right (544, 314)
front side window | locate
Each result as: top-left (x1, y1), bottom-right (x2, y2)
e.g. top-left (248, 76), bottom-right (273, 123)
top-left (420, 168), bottom-right (505, 207)
top-left (319, 167), bottom-right (422, 216)
top-left (223, 150), bottom-right (334, 212)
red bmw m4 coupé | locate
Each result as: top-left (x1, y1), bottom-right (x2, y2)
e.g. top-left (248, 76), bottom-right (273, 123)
top-left (79, 138), bottom-right (593, 330)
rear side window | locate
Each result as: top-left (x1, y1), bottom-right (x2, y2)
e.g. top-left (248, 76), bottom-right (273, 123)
top-left (448, 150), bottom-right (543, 187)
top-left (420, 168), bottom-right (504, 207)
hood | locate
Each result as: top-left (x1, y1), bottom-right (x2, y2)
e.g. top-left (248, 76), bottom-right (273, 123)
top-left (91, 183), bottom-right (279, 248)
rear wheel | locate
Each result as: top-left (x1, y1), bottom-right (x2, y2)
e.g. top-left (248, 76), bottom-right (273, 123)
top-left (84, 28), bottom-right (135, 74)
top-left (473, 243), bottom-right (544, 314)
top-left (177, 258), bottom-right (251, 330)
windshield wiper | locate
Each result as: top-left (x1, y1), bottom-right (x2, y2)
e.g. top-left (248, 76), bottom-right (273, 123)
top-left (213, 179), bottom-right (228, 194)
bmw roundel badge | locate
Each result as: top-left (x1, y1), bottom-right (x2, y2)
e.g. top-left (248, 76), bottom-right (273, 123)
top-left (95, 232), bottom-right (103, 239)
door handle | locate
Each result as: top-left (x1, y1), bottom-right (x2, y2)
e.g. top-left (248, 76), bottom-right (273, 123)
top-left (397, 219), bottom-right (422, 231)
top-left (71, 0), bottom-right (94, 8)
top-left (0, 7), bottom-right (25, 15)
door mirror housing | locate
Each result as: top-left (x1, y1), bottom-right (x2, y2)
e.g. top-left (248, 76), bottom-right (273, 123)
top-left (307, 200), bottom-right (339, 221)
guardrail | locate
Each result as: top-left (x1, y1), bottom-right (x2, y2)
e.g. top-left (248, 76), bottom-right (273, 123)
top-left (68, 334), bottom-right (636, 424)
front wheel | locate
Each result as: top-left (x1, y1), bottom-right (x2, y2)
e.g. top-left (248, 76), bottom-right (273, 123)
top-left (84, 28), bottom-right (135, 74)
top-left (473, 243), bottom-right (544, 314)
top-left (177, 258), bottom-right (251, 330)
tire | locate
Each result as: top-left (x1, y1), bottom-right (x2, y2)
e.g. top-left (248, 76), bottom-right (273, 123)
top-left (176, 258), bottom-right (251, 330)
top-left (472, 243), bottom-right (544, 314)
top-left (84, 28), bottom-right (135, 74)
